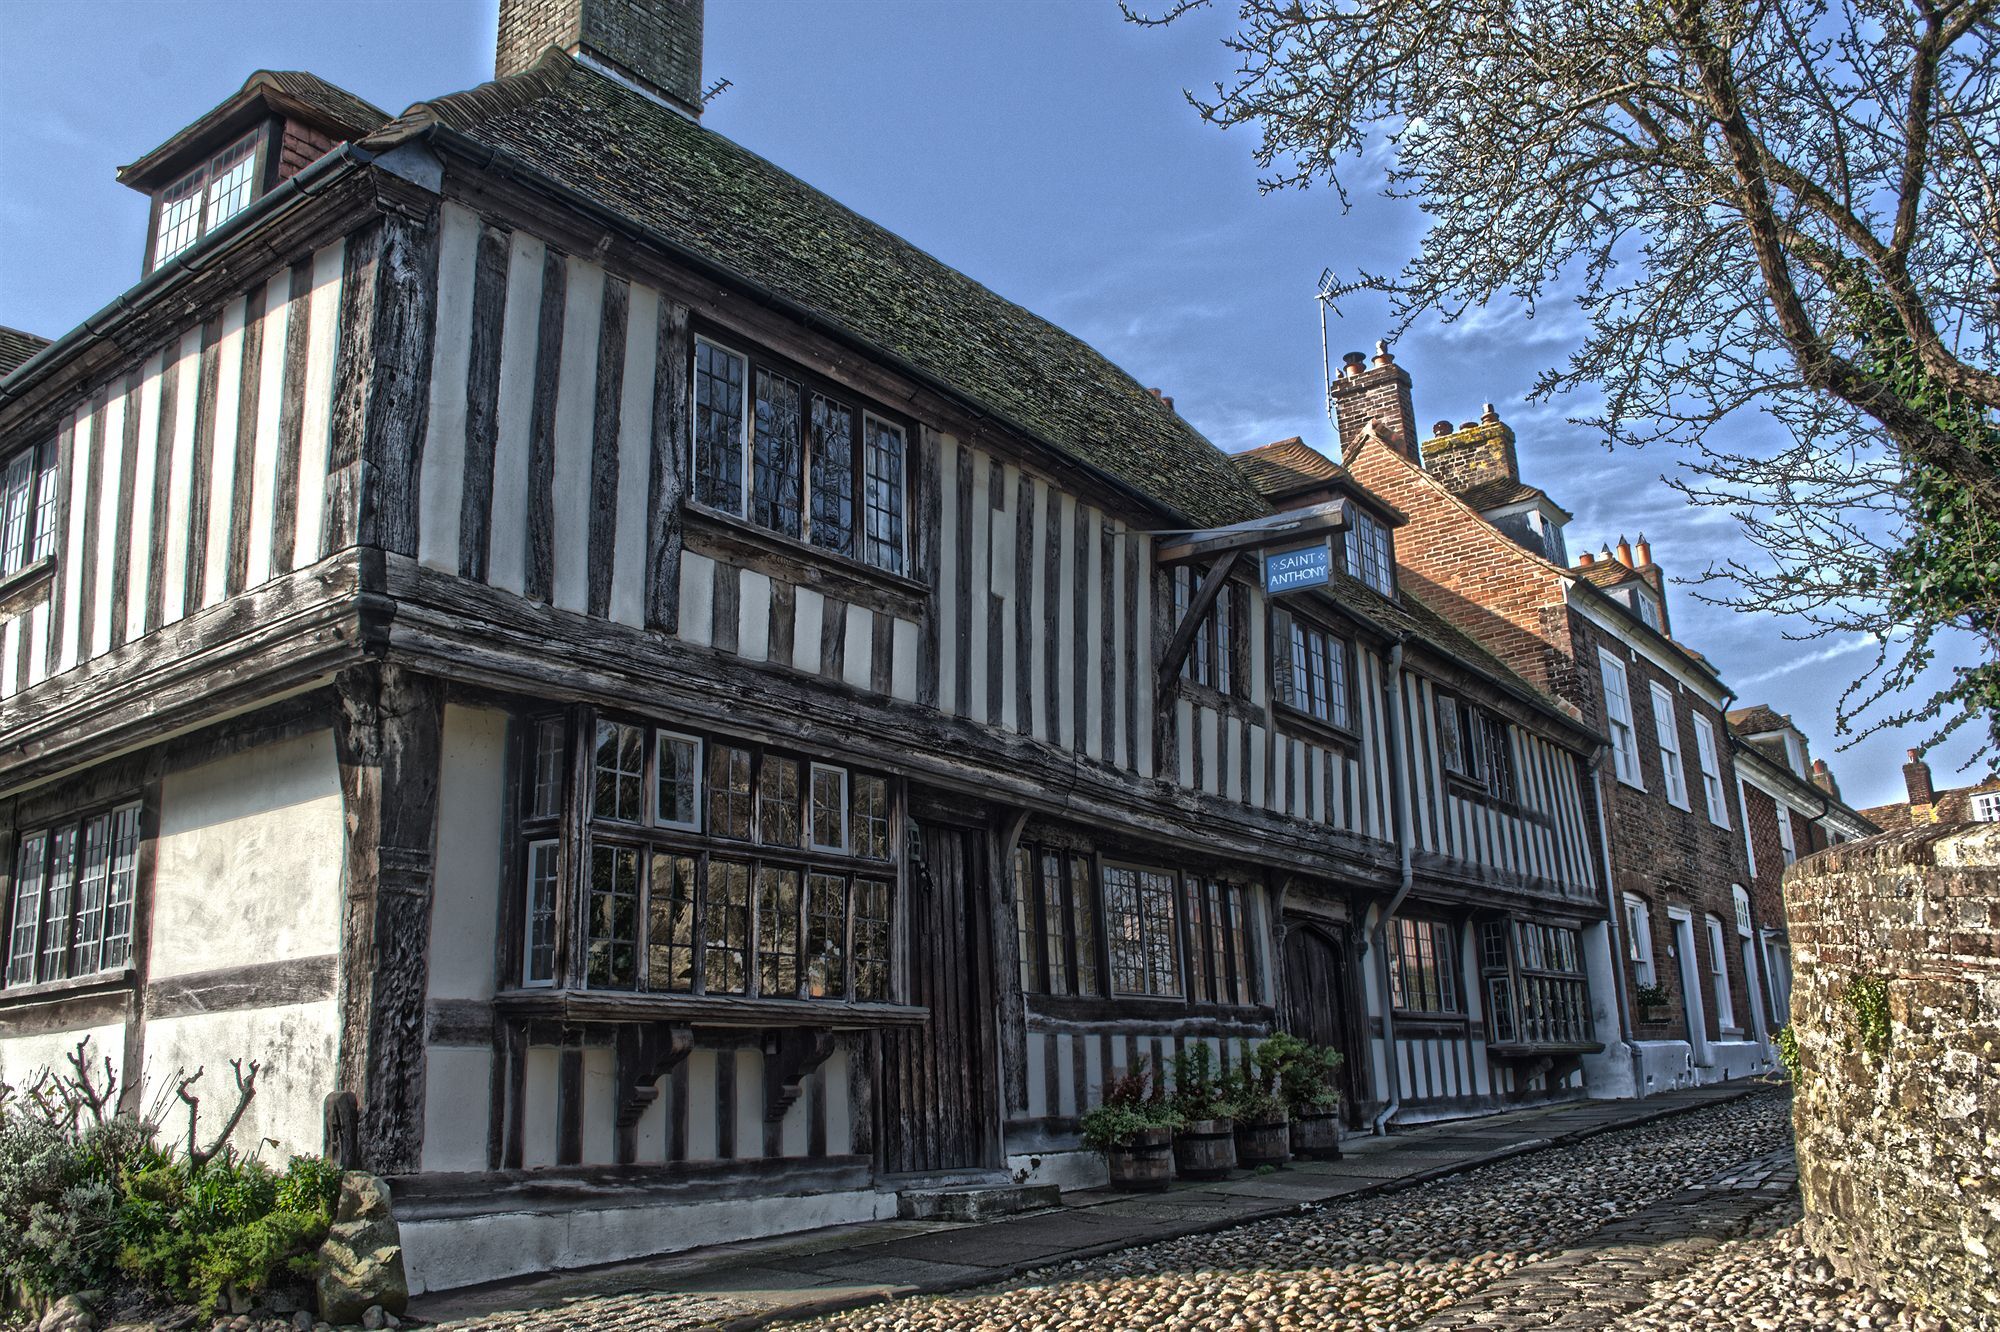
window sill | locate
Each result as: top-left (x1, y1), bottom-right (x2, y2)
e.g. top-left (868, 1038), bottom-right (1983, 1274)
top-left (493, 987), bottom-right (927, 1030)
top-left (1028, 992), bottom-right (1274, 1027)
top-left (1273, 704), bottom-right (1359, 751)
top-left (1487, 1039), bottom-right (1603, 1057)
top-left (682, 504), bottom-right (927, 621)
top-left (0, 555), bottom-right (55, 616)
top-left (0, 966), bottom-right (134, 1009)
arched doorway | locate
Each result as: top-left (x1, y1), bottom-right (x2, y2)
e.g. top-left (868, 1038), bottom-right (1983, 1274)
top-left (1282, 918), bottom-right (1366, 1124)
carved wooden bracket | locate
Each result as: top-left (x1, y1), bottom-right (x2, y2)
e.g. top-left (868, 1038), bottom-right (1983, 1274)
top-left (614, 1021), bottom-right (694, 1131)
top-left (763, 1027), bottom-right (836, 1124)
top-left (1155, 549), bottom-right (1242, 696)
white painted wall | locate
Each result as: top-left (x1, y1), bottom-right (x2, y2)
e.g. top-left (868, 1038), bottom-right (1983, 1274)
top-left (428, 706), bottom-right (508, 1001)
top-left (142, 1002), bottom-right (337, 1163)
top-left (0, 1026), bottom-right (125, 1095)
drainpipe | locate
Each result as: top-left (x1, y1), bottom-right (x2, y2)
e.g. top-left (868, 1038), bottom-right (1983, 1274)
top-left (1587, 744), bottom-right (1641, 1092)
top-left (1371, 636), bottom-right (1414, 1134)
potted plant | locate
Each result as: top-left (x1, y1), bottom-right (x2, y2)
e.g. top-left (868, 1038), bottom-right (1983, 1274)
top-left (1079, 1060), bottom-right (1180, 1192)
top-left (1225, 1039), bottom-right (1291, 1168)
top-left (1274, 1035), bottom-right (1346, 1160)
top-left (1634, 982), bottom-right (1672, 1023)
top-left (1168, 1044), bottom-right (1236, 1180)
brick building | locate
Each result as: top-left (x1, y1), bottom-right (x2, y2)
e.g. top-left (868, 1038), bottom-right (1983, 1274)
top-left (1859, 750), bottom-right (2000, 831)
top-left (1333, 345), bottom-right (1795, 1094)
top-left (1725, 705), bottom-right (1876, 1028)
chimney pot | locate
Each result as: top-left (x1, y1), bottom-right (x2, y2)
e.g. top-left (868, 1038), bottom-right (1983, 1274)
top-left (1577, 551), bottom-right (1596, 567)
top-left (1460, 421), bottom-right (1478, 432)
top-left (1633, 536), bottom-right (1652, 568)
top-left (1480, 402), bottom-right (1499, 424)
top-left (1433, 420), bottom-right (1453, 437)
top-left (1615, 535), bottom-right (1633, 567)
top-left (1903, 751), bottom-right (1936, 806)
top-left (1372, 339), bottom-right (1395, 367)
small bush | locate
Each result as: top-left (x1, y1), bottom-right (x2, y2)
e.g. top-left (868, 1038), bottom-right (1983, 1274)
top-left (1774, 1024), bottom-right (1805, 1083)
top-left (1079, 1057), bottom-right (1180, 1151)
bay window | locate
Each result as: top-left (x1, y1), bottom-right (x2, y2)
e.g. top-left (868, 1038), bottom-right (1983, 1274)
top-left (1479, 919), bottom-right (1591, 1046)
top-left (692, 335), bottom-right (908, 575)
top-left (1389, 917), bottom-right (1460, 1014)
top-left (1271, 607), bottom-right (1351, 729)
top-left (519, 715), bottom-right (898, 1003)
top-left (1436, 691), bottom-right (1518, 803)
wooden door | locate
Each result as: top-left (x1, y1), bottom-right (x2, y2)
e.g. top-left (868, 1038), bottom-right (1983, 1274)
top-left (879, 820), bottom-right (1000, 1173)
top-left (1282, 919), bottom-right (1367, 1123)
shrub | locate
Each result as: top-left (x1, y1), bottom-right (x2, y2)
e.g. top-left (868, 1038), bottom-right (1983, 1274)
top-left (1168, 1044), bottom-right (1230, 1122)
top-left (1078, 1057), bottom-right (1180, 1152)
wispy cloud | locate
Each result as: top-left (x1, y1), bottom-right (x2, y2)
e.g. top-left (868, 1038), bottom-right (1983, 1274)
top-left (1730, 635), bottom-right (1879, 688)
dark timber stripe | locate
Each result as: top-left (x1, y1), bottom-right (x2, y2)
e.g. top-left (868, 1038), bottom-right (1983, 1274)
top-left (1100, 520), bottom-right (1115, 757)
top-left (557, 1041), bottom-right (583, 1165)
top-left (870, 605), bottom-right (893, 694)
top-left (145, 339), bottom-right (182, 635)
top-left (1072, 500), bottom-right (1089, 752)
top-left (916, 428), bottom-right (941, 707)
top-left (769, 580), bottom-right (796, 667)
top-left (361, 216), bottom-right (439, 557)
top-left (586, 275), bottom-right (629, 619)
top-left (270, 258), bottom-right (315, 575)
top-left (183, 314), bottom-right (222, 610)
top-left (821, 597), bottom-right (847, 680)
top-left (73, 394), bottom-right (104, 661)
top-left (1015, 471), bottom-right (1033, 733)
top-left (108, 371), bottom-right (143, 651)
top-left (503, 1024), bottom-right (527, 1168)
top-left (146, 953), bottom-right (339, 1018)
top-left (524, 249), bottom-right (566, 604)
top-left (952, 442), bottom-right (973, 715)
top-left (647, 300), bottom-right (690, 632)
top-left (1124, 533), bottom-right (1139, 770)
top-left (1042, 483), bottom-right (1060, 740)
top-left (988, 458), bottom-right (1004, 726)
top-left (460, 225), bottom-right (510, 582)
top-left (227, 280), bottom-right (268, 597)
top-left (44, 416), bottom-right (74, 675)
top-left (711, 559), bottom-right (740, 655)
top-left (715, 1046), bottom-right (736, 1159)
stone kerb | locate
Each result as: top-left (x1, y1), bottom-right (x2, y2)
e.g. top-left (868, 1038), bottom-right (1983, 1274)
top-left (1782, 822), bottom-right (2000, 1330)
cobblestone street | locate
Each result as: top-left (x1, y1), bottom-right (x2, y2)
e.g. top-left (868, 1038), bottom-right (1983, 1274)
top-left (419, 1089), bottom-right (1951, 1332)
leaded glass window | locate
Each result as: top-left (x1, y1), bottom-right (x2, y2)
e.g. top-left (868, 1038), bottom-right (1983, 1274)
top-left (693, 339), bottom-right (746, 513)
top-left (6, 833), bottom-right (46, 986)
top-left (806, 872), bottom-right (848, 998)
top-left (531, 718), bottom-right (565, 819)
top-left (851, 774), bottom-right (890, 859)
top-left (1389, 917), bottom-right (1460, 1014)
top-left (756, 866), bottom-right (802, 997)
top-left (708, 745), bottom-right (753, 839)
top-left (524, 840), bottom-right (559, 985)
top-left (594, 721), bottom-right (645, 823)
top-left (647, 852), bottom-right (696, 992)
top-left (752, 368), bottom-right (804, 537)
top-left (809, 394), bottom-right (855, 557)
top-left (862, 415), bottom-right (905, 573)
top-left (0, 442), bottom-right (56, 578)
top-left (656, 732), bottom-right (701, 831)
top-left (704, 859), bottom-right (752, 994)
top-left (757, 755), bottom-right (802, 847)
top-left (810, 764), bottom-right (847, 851)
top-left (588, 844), bottom-right (641, 988)
top-left (1103, 863), bottom-right (1182, 997)
top-left (853, 877), bottom-right (892, 1001)
top-left (69, 815), bottom-right (110, 977)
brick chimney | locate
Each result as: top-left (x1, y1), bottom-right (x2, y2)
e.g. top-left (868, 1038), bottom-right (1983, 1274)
top-left (499, 0), bottom-right (704, 118)
top-left (1811, 758), bottom-right (1841, 800)
top-left (1419, 402), bottom-right (1520, 500)
top-left (1330, 341), bottom-right (1419, 460)
top-left (1903, 748), bottom-right (1935, 809)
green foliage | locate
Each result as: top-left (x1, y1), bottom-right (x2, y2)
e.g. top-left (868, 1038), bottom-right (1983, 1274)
top-left (1774, 1024), bottom-right (1805, 1084)
top-left (1844, 975), bottom-right (1893, 1059)
top-left (1079, 1058), bottom-right (1181, 1152)
top-left (1634, 982), bottom-right (1672, 1009)
top-left (1271, 1037), bottom-right (1344, 1116)
top-left (1168, 1043), bottom-right (1230, 1122)
top-left (0, 1048), bottom-right (339, 1315)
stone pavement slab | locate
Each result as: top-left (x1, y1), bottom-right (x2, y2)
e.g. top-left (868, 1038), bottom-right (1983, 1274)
top-left (412, 1081), bottom-right (1771, 1330)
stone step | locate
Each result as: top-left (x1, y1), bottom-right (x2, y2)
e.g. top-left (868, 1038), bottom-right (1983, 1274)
top-left (896, 1181), bottom-right (1063, 1222)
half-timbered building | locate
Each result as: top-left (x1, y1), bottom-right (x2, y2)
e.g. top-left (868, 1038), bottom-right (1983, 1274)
top-left (0, 0), bottom-right (1612, 1291)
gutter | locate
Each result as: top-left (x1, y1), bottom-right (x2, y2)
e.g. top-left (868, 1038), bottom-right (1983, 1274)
top-left (1371, 635), bottom-right (1415, 1134)
top-left (0, 142), bottom-right (373, 411)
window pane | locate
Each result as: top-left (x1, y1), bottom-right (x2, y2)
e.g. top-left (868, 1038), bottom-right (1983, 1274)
top-left (852, 877), bottom-right (892, 1001)
top-left (99, 806), bottom-right (140, 971)
top-left (647, 852), bottom-right (696, 992)
top-left (751, 368), bottom-right (804, 537)
top-left (756, 866), bottom-right (802, 998)
top-left (656, 733), bottom-right (700, 829)
top-left (31, 444), bottom-right (58, 565)
top-left (1185, 878), bottom-right (1211, 1001)
top-left (1225, 883), bottom-right (1254, 1004)
top-left (202, 133), bottom-right (258, 234)
top-left (1069, 856), bottom-right (1098, 995)
top-left (0, 450), bottom-right (32, 577)
top-left (1103, 865), bottom-right (1145, 995)
top-left (1014, 846), bottom-right (1037, 990)
top-left (1305, 628), bottom-right (1329, 720)
top-left (1039, 851), bottom-right (1069, 996)
top-left (810, 764), bottom-right (847, 850)
top-left (862, 416), bottom-right (905, 573)
top-left (757, 755), bottom-right (801, 847)
top-left (524, 840), bottom-right (560, 984)
top-left (40, 827), bottom-right (76, 982)
top-left (154, 170), bottom-right (205, 268)
top-left (851, 774), bottom-right (890, 859)
top-left (587, 844), bottom-right (640, 989)
top-left (1326, 635), bottom-right (1350, 728)
top-left (806, 872), bottom-right (848, 999)
top-left (594, 721), bottom-right (644, 822)
top-left (808, 395), bottom-right (855, 557)
top-left (531, 718), bottom-right (566, 820)
top-left (703, 859), bottom-right (751, 993)
top-left (70, 815), bottom-right (111, 976)
top-left (6, 833), bottom-right (46, 985)
top-left (1138, 869), bottom-right (1182, 997)
top-left (693, 341), bottom-right (746, 513)
top-left (1436, 694), bottom-right (1466, 775)
top-left (708, 745), bottom-right (753, 839)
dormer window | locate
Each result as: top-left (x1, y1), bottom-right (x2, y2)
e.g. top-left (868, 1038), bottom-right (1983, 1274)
top-left (1344, 506), bottom-right (1394, 596)
top-left (151, 130), bottom-right (264, 270)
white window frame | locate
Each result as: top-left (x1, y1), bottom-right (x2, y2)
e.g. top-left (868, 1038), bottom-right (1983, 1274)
top-left (522, 838), bottom-right (561, 987)
top-left (860, 410), bottom-right (908, 575)
top-left (1599, 650), bottom-right (1644, 789)
top-left (1736, 777), bottom-right (1760, 879)
top-left (1777, 804), bottom-right (1798, 866)
top-left (151, 128), bottom-right (264, 270)
top-left (1972, 791), bottom-right (2000, 822)
top-left (1344, 507), bottom-right (1394, 596)
top-left (808, 762), bottom-right (849, 852)
top-left (1692, 715), bottom-right (1729, 827)
top-left (1650, 682), bottom-right (1690, 810)
top-left (654, 731), bottom-right (704, 832)
top-left (1622, 893), bottom-right (1656, 987)
top-left (691, 334), bottom-right (753, 520)
top-left (1705, 914), bottom-right (1736, 1031)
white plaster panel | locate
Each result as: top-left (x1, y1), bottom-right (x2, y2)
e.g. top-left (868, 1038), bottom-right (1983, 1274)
top-left (290, 242), bottom-right (345, 568)
top-left (152, 730), bottom-right (343, 979)
top-left (737, 569), bottom-right (771, 662)
top-left (684, 1049), bottom-right (718, 1159)
top-left (141, 1001), bottom-right (337, 1162)
top-left (608, 284), bottom-right (660, 628)
top-left (791, 587), bottom-right (823, 673)
top-left (890, 617), bottom-right (918, 702)
top-left (550, 257), bottom-right (605, 615)
top-left (430, 706), bottom-right (508, 1001)
top-left (420, 1046), bottom-right (493, 1173)
top-left (678, 551), bottom-right (715, 647)
top-left (582, 1045), bottom-right (616, 1164)
top-left (841, 606), bottom-right (872, 690)
top-left (733, 1047), bottom-right (764, 1158)
top-left (0, 1025), bottom-right (124, 1092)
top-left (522, 1046), bottom-right (559, 1167)
top-left (417, 202), bottom-right (481, 573)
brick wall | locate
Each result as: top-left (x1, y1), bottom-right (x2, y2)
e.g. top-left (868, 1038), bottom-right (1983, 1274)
top-left (1330, 350), bottom-right (1419, 460)
top-left (1739, 780), bottom-right (1787, 934)
top-left (1785, 824), bottom-right (2000, 1329)
top-left (1419, 419), bottom-right (1518, 497)
top-left (497, 0), bottom-right (703, 113)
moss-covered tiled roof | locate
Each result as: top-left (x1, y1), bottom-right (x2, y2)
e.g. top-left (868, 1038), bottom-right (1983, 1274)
top-left (373, 53), bottom-right (1268, 528)
top-left (0, 326), bottom-right (51, 380)
top-left (1239, 437), bottom-right (1347, 497)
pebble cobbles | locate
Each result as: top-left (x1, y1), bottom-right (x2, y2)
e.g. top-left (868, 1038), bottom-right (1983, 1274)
top-left (781, 1093), bottom-right (1941, 1332)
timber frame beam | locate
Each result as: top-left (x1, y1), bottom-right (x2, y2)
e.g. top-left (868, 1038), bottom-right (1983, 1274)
top-left (1155, 550), bottom-right (1242, 696)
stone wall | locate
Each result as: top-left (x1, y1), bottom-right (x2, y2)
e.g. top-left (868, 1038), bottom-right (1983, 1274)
top-left (1784, 823), bottom-right (2000, 1330)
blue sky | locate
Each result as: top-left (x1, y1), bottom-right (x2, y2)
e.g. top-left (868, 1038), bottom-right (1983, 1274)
top-left (0, 0), bottom-right (1982, 809)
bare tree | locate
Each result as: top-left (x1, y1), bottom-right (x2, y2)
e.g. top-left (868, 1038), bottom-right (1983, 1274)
top-left (1129, 0), bottom-right (1999, 762)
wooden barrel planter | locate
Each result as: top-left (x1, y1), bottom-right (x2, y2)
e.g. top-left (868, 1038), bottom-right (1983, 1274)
top-left (1234, 1114), bottom-right (1290, 1168)
top-left (1105, 1126), bottom-right (1175, 1192)
top-left (1290, 1111), bottom-right (1343, 1161)
top-left (1173, 1118), bottom-right (1237, 1180)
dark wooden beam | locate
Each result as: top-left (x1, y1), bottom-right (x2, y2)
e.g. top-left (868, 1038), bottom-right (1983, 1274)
top-left (332, 661), bottom-right (445, 1176)
top-left (614, 1021), bottom-right (694, 1163)
top-left (762, 1026), bottom-right (835, 1125)
top-left (1153, 503), bottom-right (1348, 565)
top-left (1155, 550), bottom-right (1242, 696)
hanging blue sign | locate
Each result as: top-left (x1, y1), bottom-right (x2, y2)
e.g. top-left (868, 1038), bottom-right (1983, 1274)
top-left (1264, 543), bottom-right (1331, 594)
